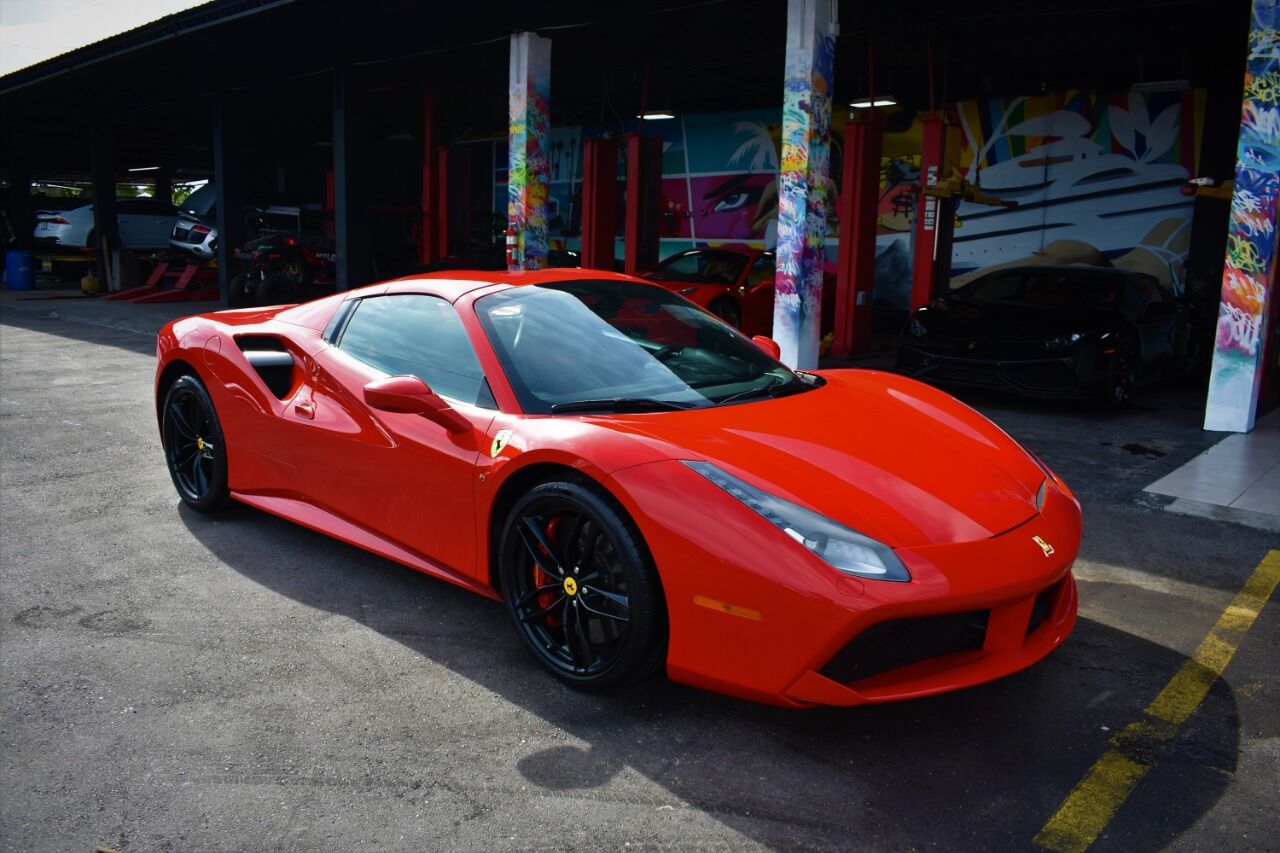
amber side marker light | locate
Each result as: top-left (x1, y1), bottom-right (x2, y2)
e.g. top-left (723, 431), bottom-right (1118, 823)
top-left (693, 595), bottom-right (763, 621)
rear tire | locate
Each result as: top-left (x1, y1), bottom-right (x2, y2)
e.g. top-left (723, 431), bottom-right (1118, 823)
top-left (498, 478), bottom-right (665, 690)
top-left (161, 374), bottom-right (230, 513)
top-left (227, 273), bottom-right (248, 308)
top-left (253, 273), bottom-right (302, 306)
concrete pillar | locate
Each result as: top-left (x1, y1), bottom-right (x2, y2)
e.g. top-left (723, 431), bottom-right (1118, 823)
top-left (153, 166), bottom-right (172, 206)
top-left (1204, 0), bottom-right (1280, 433)
top-left (213, 94), bottom-right (245, 304)
top-left (7, 138), bottom-right (33, 248)
top-left (773, 0), bottom-right (838, 368)
top-left (507, 32), bottom-right (551, 271)
top-left (333, 63), bottom-right (371, 290)
top-left (830, 111), bottom-right (883, 359)
top-left (89, 119), bottom-right (119, 254)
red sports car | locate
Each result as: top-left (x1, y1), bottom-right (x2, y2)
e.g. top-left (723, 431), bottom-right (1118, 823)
top-left (640, 247), bottom-right (837, 339)
top-left (155, 269), bottom-right (1079, 707)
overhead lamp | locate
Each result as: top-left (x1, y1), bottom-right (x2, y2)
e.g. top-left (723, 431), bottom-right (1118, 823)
top-left (849, 96), bottom-right (896, 109)
top-left (128, 165), bottom-right (161, 172)
top-left (637, 111), bottom-right (676, 120)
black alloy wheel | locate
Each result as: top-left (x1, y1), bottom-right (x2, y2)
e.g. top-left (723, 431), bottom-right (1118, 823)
top-left (161, 374), bottom-right (230, 512)
top-left (499, 479), bottom-right (665, 689)
top-left (708, 296), bottom-right (743, 329)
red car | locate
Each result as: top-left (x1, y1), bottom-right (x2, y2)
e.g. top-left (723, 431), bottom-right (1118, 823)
top-left (155, 269), bottom-right (1079, 707)
top-left (640, 247), bottom-right (838, 339)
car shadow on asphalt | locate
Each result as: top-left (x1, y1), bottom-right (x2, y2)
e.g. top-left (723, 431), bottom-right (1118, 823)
top-left (0, 307), bottom-right (162, 357)
top-left (178, 502), bottom-right (1237, 852)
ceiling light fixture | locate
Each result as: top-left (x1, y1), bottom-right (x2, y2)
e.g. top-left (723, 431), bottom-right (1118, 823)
top-left (849, 96), bottom-right (896, 109)
top-left (128, 165), bottom-right (161, 172)
top-left (637, 111), bottom-right (676, 120)
top-left (1130, 79), bottom-right (1190, 93)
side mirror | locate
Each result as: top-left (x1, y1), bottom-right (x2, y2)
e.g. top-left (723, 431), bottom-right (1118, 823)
top-left (363, 375), bottom-right (470, 433)
top-left (752, 335), bottom-right (782, 360)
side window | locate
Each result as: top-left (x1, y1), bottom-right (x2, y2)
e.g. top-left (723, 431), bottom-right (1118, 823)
top-left (746, 255), bottom-right (775, 287)
top-left (338, 294), bottom-right (493, 407)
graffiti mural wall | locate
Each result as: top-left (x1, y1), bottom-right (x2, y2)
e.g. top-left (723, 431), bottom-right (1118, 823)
top-left (496, 87), bottom-right (1205, 306)
top-left (1204, 0), bottom-right (1279, 432)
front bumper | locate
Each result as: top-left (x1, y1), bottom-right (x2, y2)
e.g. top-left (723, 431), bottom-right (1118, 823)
top-left (896, 343), bottom-right (1098, 399)
top-left (609, 461), bottom-right (1081, 707)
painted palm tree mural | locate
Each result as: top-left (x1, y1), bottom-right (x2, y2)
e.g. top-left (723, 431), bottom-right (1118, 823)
top-left (946, 89), bottom-right (1204, 291)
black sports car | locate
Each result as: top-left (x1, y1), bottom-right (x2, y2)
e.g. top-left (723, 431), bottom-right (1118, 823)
top-left (895, 265), bottom-right (1196, 403)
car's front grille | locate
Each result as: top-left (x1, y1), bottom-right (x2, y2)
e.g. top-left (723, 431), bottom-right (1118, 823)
top-left (819, 610), bottom-right (990, 684)
top-left (1025, 581), bottom-right (1061, 637)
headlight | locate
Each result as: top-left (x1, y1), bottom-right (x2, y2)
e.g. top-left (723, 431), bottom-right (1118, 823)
top-left (1042, 332), bottom-right (1084, 349)
top-left (683, 461), bottom-right (910, 582)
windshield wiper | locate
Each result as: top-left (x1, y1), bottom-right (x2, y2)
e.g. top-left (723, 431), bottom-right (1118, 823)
top-left (715, 375), bottom-right (812, 406)
top-left (550, 397), bottom-right (700, 414)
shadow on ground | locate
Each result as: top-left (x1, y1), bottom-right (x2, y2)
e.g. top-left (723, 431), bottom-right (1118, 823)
top-left (180, 502), bottom-right (1237, 852)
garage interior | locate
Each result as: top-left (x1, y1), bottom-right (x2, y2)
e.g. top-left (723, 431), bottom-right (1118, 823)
top-left (1, 1), bottom-right (1278, 851)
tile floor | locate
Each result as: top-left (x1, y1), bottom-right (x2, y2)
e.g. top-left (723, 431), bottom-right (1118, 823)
top-left (1145, 409), bottom-right (1280, 527)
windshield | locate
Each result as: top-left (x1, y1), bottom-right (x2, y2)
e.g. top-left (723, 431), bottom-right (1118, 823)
top-left (643, 250), bottom-right (749, 284)
top-left (954, 269), bottom-right (1123, 309)
top-left (475, 280), bottom-right (806, 414)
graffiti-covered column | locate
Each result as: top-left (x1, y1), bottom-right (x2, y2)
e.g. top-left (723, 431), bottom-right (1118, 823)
top-left (508, 32), bottom-right (551, 271)
top-left (1205, 0), bottom-right (1280, 432)
top-left (773, 0), bottom-right (838, 368)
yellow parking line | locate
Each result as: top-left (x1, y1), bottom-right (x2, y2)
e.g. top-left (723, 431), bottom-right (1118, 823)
top-left (1035, 549), bottom-right (1280, 853)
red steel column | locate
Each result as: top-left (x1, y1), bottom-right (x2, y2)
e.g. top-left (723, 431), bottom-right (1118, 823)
top-left (435, 145), bottom-right (449, 259)
top-left (909, 118), bottom-right (960, 309)
top-left (623, 133), bottom-right (661, 275)
top-left (580, 138), bottom-right (618, 271)
top-left (830, 111), bottom-right (883, 358)
top-left (420, 89), bottom-right (438, 266)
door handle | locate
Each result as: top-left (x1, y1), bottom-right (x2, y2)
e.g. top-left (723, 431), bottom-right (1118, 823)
top-left (294, 399), bottom-right (316, 419)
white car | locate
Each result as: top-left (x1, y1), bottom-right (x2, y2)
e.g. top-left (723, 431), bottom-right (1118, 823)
top-left (34, 198), bottom-right (179, 250)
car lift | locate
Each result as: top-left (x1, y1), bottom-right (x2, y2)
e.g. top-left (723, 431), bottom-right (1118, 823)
top-left (909, 117), bottom-right (1017, 310)
top-left (102, 260), bottom-right (219, 303)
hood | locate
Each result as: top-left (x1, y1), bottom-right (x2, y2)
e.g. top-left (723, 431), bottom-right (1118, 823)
top-left (600, 371), bottom-right (1044, 549)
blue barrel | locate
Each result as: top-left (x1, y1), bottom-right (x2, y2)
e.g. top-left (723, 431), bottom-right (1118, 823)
top-left (5, 250), bottom-right (34, 291)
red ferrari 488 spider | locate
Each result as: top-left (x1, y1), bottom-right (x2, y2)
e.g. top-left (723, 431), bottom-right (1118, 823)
top-left (155, 269), bottom-right (1079, 707)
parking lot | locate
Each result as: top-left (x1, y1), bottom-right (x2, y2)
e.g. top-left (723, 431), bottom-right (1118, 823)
top-left (2, 297), bottom-right (1275, 852)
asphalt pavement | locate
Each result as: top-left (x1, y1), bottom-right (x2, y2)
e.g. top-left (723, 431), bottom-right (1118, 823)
top-left (1, 293), bottom-right (1276, 852)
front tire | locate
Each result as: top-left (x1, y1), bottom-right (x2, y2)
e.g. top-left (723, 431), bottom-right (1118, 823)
top-left (498, 478), bottom-right (665, 690)
top-left (161, 374), bottom-right (230, 513)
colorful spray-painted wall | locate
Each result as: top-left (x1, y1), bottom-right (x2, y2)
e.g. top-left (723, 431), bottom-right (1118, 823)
top-left (494, 87), bottom-right (1205, 305)
top-left (1204, 0), bottom-right (1279, 432)
top-left (506, 33), bottom-right (551, 270)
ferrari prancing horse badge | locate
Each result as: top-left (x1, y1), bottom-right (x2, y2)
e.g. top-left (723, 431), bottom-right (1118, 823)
top-left (490, 429), bottom-right (513, 458)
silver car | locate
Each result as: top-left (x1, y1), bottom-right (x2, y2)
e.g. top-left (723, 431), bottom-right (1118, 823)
top-left (34, 198), bottom-right (179, 249)
top-left (169, 184), bottom-right (218, 258)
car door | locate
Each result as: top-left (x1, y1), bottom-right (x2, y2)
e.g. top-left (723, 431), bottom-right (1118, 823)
top-left (115, 199), bottom-right (141, 247)
top-left (741, 253), bottom-right (776, 337)
top-left (281, 293), bottom-right (498, 576)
